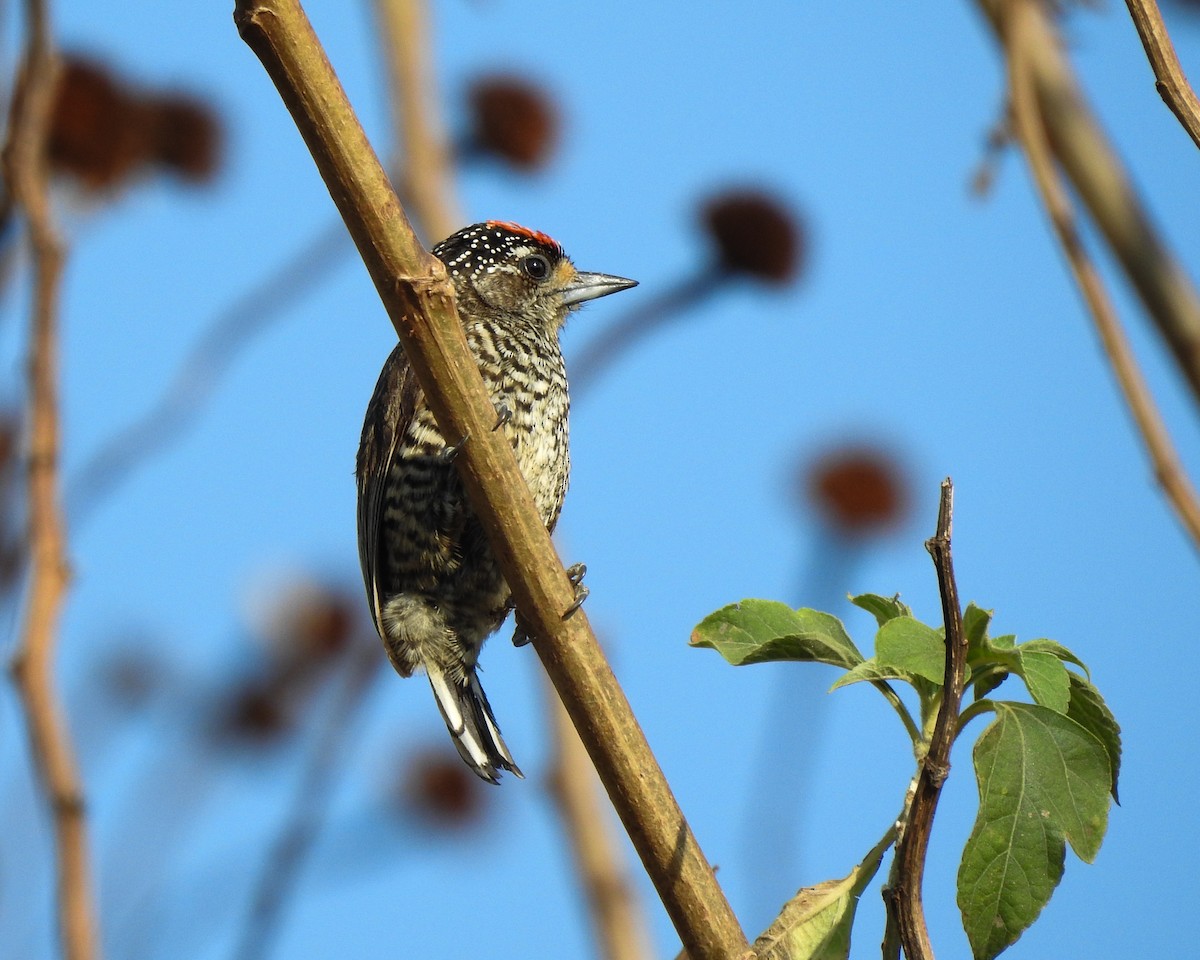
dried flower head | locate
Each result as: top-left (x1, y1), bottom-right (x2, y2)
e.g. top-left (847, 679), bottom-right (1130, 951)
top-left (146, 94), bottom-right (223, 182)
top-left (701, 189), bottom-right (804, 285)
top-left (467, 75), bottom-right (559, 171)
top-left (402, 749), bottom-right (486, 827)
top-left (46, 54), bottom-right (223, 192)
top-left (47, 58), bottom-right (149, 190)
top-left (803, 446), bottom-right (909, 536)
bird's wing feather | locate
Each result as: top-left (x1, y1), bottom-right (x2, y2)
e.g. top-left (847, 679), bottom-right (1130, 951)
top-left (356, 341), bottom-right (419, 640)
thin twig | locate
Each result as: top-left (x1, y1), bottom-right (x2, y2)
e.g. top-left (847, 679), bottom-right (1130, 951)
top-left (976, 0), bottom-right (1200, 408)
top-left (884, 480), bottom-right (967, 960)
top-left (371, 0), bottom-right (459, 243)
top-left (233, 647), bottom-right (382, 960)
top-left (3, 4), bottom-right (101, 958)
top-left (232, 4), bottom-right (748, 958)
top-left (68, 219), bottom-right (350, 524)
top-left (1004, 0), bottom-right (1200, 548)
top-left (544, 687), bottom-right (654, 960)
top-left (1124, 0), bottom-right (1200, 151)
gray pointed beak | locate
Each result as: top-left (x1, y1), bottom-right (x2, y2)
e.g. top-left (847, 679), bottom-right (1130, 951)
top-left (560, 271), bottom-right (638, 307)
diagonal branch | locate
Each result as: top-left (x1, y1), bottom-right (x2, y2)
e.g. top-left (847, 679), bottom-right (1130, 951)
top-left (976, 0), bottom-right (1200, 408)
top-left (1003, 0), bottom-right (1200, 549)
top-left (1124, 0), bottom-right (1200, 151)
top-left (884, 480), bottom-right (967, 960)
top-left (3, 3), bottom-right (101, 959)
top-left (231, 3), bottom-right (748, 958)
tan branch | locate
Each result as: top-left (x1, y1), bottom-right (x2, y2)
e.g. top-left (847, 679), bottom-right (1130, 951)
top-left (231, 3), bottom-right (748, 958)
top-left (1003, 0), bottom-right (1200, 548)
top-left (1124, 0), bottom-right (1200, 151)
top-left (3, 3), bottom-right (101, 959)
top-left (977, 0), bottom-right (1200, 407)
top-left (372, 0), bottom-right (460, 242)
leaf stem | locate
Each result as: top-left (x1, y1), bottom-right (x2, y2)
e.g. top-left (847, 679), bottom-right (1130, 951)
top-left (870, 679), bottom-right (921, 747)
top-left (956, 700), bottom-right (995, 735)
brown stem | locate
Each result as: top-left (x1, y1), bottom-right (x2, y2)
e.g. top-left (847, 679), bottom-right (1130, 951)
top-left (885, 480), bottom-right (967, 960)
top-left (1003, 0), bottom-right (1200, 549)
top-left (1124, 0), bottom-right (1200, 151)
top-left (545, 685), bottom-right (654, 960)
top-left (3, 5), bottom-right (101, 959)
top-left (975, 0), bottom-right (1200, 408)
top-left (231, 3), bottom-right (748, 958)
top-left (371, 0), bottom-right (460, 243)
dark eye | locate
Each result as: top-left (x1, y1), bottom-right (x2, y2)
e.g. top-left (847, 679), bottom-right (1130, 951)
top-left (521, 254), bottom-right (550, 280)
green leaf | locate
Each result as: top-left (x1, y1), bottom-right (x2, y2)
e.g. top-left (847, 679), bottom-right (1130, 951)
top-left (875, 617), bottom-right (945, 685)
top-left (690, 600), bottom-right (863, 669)
top-left (1015, 650), bottom-right (1070, 714)
top-left (1065, 673), bottom-right (1122, 801)
top-left (829, 657), bottom-right (922, 692)
top-left (754, 839), bottom-right (888, 960)
top-left (989, 633), bottom-right (1016, 651)
top-left (963, 603), bottom-right (993, 652)
top-left (850, 593), bottom-right (912, 628)
top-left (958, 703), bottom-right (1112, 959)
top-left (971, 667), bottom-right (1009, 702)
top-left (1020, 638), bottom-right (1090, 679)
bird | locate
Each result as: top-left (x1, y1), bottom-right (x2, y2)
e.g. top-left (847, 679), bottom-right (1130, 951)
top-left (356, 221), bottom-right (637, 783)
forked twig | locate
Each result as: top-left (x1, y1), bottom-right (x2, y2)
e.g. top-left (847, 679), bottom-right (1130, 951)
top-left (1124, 0), bottom-right (1200, 151)
top-left (884, 479), bottom-right (967, 960)
top-left (1004, 0), bottom-right (1200, 548)
top-left (976, 0), bottom-right (1200, 407)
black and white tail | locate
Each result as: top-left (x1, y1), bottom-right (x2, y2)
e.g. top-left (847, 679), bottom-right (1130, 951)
top-left (426, 664), bottom-right (522, 784)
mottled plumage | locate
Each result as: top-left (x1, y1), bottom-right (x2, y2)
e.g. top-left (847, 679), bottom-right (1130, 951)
top-left (357, 221), bottom-right (636, 782)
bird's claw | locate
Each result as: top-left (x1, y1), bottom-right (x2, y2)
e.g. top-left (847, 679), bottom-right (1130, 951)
top-left (493, 403), bottom-right (513, 431)
top-left (439, 435), bottom-right (468, 462)
top-left (562, 563), bottom-right (589, 618)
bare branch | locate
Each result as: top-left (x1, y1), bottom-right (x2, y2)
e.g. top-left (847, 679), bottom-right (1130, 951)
top-left (977, 0), bottom-right (1200, 408)
top-left (3, 3), bottom-right (101, 957)
top-left (1004, 0), bottom-right (1200, 548)
top-left (884, 480), bottom-right (967, 960)
top-left (1124, 0), bottom-right (1200, 151)
top-left (231, 3), bottom-right (748, 957)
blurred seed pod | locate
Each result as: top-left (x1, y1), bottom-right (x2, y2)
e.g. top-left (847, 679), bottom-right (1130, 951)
top-left (701, 189), bottom-right (804, 285)
top-left (144, 93), bottom-right (223, 183)
top-left (802, 445), bottom-right (910, 537)
top-left (217, 678), bottom-right (295, 743)
top-left (465, 74), bottom-right (559, 171)
top-left (46, 54), bottom-right (223, 193)
top-left (47, 58), bottom-right (150, 190)
top-left (400, 748), bottom-right (487, 828)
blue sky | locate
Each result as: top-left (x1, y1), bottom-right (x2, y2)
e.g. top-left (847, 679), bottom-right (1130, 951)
top-left (2, 1), bottom-right (1199, 958)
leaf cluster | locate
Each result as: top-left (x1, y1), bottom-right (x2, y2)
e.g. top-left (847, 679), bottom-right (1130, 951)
top-left (690, 596), bottom-right (1121, 959)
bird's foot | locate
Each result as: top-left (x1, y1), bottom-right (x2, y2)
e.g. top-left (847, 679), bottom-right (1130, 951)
top-left (562, 563), bottom-right (589, 618)
top-left (439, 434), bottom-right (469, 462)
top-left (493, 403), bottom-right (513, 431)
